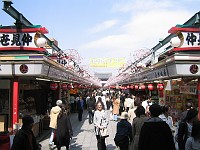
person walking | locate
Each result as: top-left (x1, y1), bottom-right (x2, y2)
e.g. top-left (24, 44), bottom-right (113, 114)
top-left (55, 105), bottom-right (73, 150)
top-left (178, 108), bottom-right (198, 150)
top-left (128, 103), bottom-right (137, 124)
top-left (130, 106), bottom-right (149, 150)
top-left (11, 115), bottom-right (41, 150)
top-left (141, 96), bottom-right (152, 116)
top-left (69, 94), bottom-right (75, 113)
top-left (93, 100), bottom-right (109, 150)
top-left (114, 112), bottom-right (132, 150)
top-left (119, 93), bottom-right (125, 115)
top-left (185, 120), bottom-right (200, 150)
top-left (87, 94), bottom-right (96, 124)
top-left (105, 93), bottom-right (111, 111)
top-left (138, 104), bottom-right (175, 150)
top-left (77, 96), bottom-right (84, 121)
top-left (49, 100), bottom-right (62, 149)
top-left (180, 102), bottom-right (193, 121)
top-left (159, 105), bottom-right (174, 131)
top-left (112, 95), bottom-right (120, 121)
top-left (124, 93), bottom-right (133, 112)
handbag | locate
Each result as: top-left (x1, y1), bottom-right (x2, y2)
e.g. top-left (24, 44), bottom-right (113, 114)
top-left (99, 127), bottom-right (109, 138)
top-left (99, 117), bottom-right (109, 138)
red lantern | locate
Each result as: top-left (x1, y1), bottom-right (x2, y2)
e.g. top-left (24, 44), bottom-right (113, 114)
top-left (78, 84), bottom-right (82, 89)
top-left (127, 85), bottom-right (130, 89)
top-left (73, 84), bottom-right (78, 88)
top-left (141, 84), bottom-right (146, 90)
top-left (67, 84), bottom-right (72, 89)
top-left (135, 85), bottom-right (139, 90)
top-left (148, 84), bottom-right (154, 91)
top-left (61, 83), bottom-right (67, 90)
top-left (157, 83), bottom-right (164, 91)
top-left (130, 85), bottom-right (134, 89)
top-left (50, 83), bottom-right (58, 90)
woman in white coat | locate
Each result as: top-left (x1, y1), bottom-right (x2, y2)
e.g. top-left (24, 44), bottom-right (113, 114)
top-left (93, 100), bottom-right (109, 150)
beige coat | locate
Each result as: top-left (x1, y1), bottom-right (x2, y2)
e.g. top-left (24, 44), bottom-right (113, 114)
top-left (128, 107), bottom-right (137, 124)
top-left (112, 98), bottom-right (120, 115)
top-left (49, 106), bottom-right (61, 129)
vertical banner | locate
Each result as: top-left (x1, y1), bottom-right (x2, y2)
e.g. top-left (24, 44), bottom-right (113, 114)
top-left (12, 79), bottom-right (19, 127)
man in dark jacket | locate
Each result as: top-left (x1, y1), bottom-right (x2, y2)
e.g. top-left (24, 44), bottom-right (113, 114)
top-left (86, 95), bottom-right (96, 124)
top-left (138, 104), bottom-right (175, 150)
top-left (11, 115), bottom-right (41, 150)
top-left (114, 112), bottom-right (132, 150)
top-left (77, 96), bottom-right (84, 121)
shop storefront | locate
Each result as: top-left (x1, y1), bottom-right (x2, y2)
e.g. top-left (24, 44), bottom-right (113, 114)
top-left (105, 12), bottom-right (200, 121)
top-left (0, 26), bottom-right (100, 135)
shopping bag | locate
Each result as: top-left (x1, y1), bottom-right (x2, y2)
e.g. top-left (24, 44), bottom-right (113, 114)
top-left (99, 127), bottom-right (109, 138)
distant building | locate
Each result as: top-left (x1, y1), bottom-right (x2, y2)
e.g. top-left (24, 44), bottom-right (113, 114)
top-left (94, 73), bottom-right (112, 87)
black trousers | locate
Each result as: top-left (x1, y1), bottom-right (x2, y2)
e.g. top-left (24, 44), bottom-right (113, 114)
top-left (78, 109), bottom-right (83, 121)
top-left (118, 136), bottom-right (129, 150)
top-left (96, 135), bottom-right (106, 150)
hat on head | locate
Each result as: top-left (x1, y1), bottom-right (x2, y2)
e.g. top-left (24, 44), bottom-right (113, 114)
top-left (120, 112), bottom-right (129, 119)
top-left (22, 115), bottom-right (34, 126)
top-left (56, 100), bottom-right (62, 106)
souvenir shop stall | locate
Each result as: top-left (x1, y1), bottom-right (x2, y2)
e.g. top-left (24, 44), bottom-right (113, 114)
top-left (0, 1), bottom-right (101, 143)
top-left (105, 11), bottom-right (200, 122)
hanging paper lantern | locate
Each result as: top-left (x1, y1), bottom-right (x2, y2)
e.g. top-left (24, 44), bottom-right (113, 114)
top-left (141, 84), bottom-right (146, 90)
top-left (126, 85), bottom-right (130, 89)
top-left (50, 83), bottom-right (58, 90)
top-left (148, 84), bottom-right (154, 91)
top-left (130, 85), bottom-right (134, 89)
top-left (157, 83), bottom-right (164, 91)
top-left (61, 83), bottom-right (67, 90)
top-left (78, 84), bottom-right (82, 89)
top-left (67, 84), bottom-right (72, 89)
top-left (73, 84), bottom-right (78, 88)
top-left (135, 85), bottom-right (139, 90)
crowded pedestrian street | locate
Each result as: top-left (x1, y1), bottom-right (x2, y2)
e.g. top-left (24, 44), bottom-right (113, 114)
top-left (0, 1), bottom-right (199, 150)
top-left (39, 110), bottom-right (117, 150)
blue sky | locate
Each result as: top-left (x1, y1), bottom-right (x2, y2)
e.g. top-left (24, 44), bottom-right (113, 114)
top-left (0, 0), bottom-right (199, 76)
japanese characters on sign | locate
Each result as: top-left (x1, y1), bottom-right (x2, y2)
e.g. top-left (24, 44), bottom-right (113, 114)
top-left (183, 32), bottom-right (200, 47)
top-left (0, 33), bottom-right (36, 48)
top-left (180, 86), bottom-right (197, 95)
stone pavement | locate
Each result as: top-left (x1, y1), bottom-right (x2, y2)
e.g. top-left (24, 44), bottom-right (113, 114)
top-left (39, 110), bottom-right (118, 150)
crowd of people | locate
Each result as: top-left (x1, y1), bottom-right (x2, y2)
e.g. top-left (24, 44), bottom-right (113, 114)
top-left (10, 90), bottom-right (200, 150)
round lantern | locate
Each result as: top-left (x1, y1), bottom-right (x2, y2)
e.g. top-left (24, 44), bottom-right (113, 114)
top-left (148, 84), bottom-right (154, 91)
top-left (73, 84), bottom-right (78, 88)
top-left (78, 84), bottom-right (82, 89)
top-left (141, 84), bottom-right (146, 90)
top-left (170, 37), bottom-right (181, 48)
top-left (67, 84), bottom-right (72, 89)
top-left (130, 85), bottom-right (134, 89)
top-left (68, 61), bottom-right (74, 67)
top-left (157, 83), bottom-right (164, 91)
top-left (50, 83), bottom-right (58, 90)
top-left (126, 85), bottom-right (130, 89)
top-left (61, 83), bottom-right (67, 90)
top-left (36, 37), bottom-right (46, 47)
top-left (135, 85), bottom-right (139, 90)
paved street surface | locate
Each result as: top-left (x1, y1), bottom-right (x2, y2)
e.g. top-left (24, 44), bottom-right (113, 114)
top-left (39, 110), bottom-right (118, 150)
